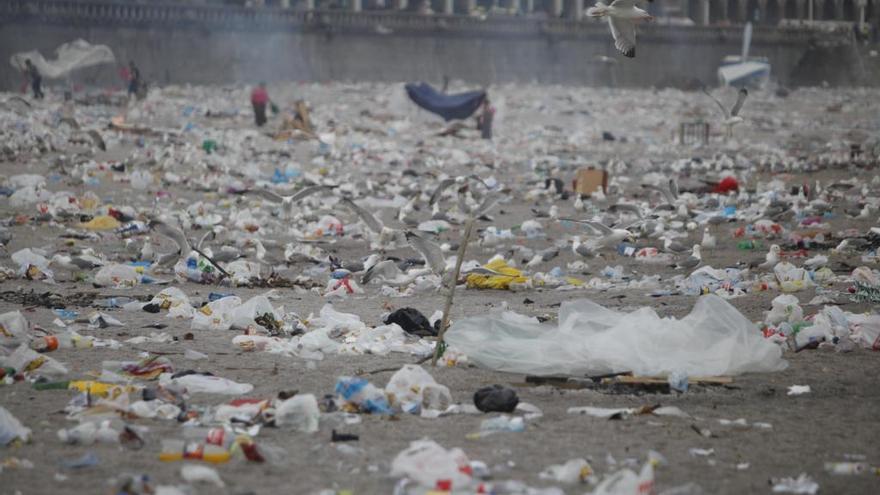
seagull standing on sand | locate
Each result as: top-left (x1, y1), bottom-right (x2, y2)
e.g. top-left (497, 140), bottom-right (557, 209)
top-left (587, 0), bottom-right (654, 58)
top-left (674, 245), bottom-right (702, 271)
top-left (701, 227), bottom-right (716, 250)
top-left (662, 236), bottom-right (689, 255)
top-left (759, 244), bottom-right (782, 268)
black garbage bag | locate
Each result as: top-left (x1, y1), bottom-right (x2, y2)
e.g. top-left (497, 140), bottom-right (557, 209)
top-left (384, 307), bottom-right (437, 337)
top-left (473, 384), bottom-right (519, 413)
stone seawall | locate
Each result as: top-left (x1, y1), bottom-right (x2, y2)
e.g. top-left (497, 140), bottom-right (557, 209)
top-left (0, 0), bottom-right (860, 90)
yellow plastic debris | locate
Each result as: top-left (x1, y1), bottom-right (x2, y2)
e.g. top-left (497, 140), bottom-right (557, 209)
top-left (466, 258), bottom-right (528, 290)
top-left (68, 380), bottom-right (139, 398)
top-left (79, 215), bottom-right (121, 231)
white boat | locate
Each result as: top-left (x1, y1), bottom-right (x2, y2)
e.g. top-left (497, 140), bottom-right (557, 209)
top-left (717, 23), bottom-right (771, 87)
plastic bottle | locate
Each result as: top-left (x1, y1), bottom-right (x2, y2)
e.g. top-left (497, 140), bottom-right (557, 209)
top-left (159, 439), bottom-right (230, 463)
top-left (94, 297), bottom-right (134, 308)
top-left (737, 240), bottom-right (760, 250)
top-left (824, 462), bottom-right (868, 475)
top-left (29, 332), bottom-right (94, 352)
top-left (467, 415), bottom-right (525, 439)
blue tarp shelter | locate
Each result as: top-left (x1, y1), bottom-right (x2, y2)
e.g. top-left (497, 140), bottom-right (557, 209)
top-left (404, 82), bottom-right (486, 121)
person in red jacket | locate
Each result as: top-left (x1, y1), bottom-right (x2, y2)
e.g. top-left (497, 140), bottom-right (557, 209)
top-left (251, 82), bottom-right (269, 127)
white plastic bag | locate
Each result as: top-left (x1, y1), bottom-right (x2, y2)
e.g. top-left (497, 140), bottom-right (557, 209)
top-left (446, 295), bottom-right (787, 377)
top-left (180, 465), bottom-right (224, 487)
top-left (0, 344), bottom-right (68, 378)
top-left (160, 373), bottom-right (253, 395)
top-left (191, 296), bottom-right (242, 331)
top-left (852, 315), bottom-right (880, 350)
top-left (230, 295), bottom-right (279, 330)
top-left (0, 406), bottom-right (31, 445)
top-left (765, 294), bottom-right (803, 325)
top-left (275, 394), bottom-right (319, 433)
top-left (95, 263), bottom-right (142, 288)
top-left (385, 365), bottom-right (451, 415)
top-left (390, 439), bottom-right (472, 490)
top-left (588, 462), bottom-right (654, 495)
top-left (539, 458), bottom-right (595, 484)
top-left (0, 311), bottom-right (29, 350)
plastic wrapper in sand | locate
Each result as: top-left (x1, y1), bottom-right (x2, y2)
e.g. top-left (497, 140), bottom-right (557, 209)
top-left (445, 294), bottom-right (787, 377)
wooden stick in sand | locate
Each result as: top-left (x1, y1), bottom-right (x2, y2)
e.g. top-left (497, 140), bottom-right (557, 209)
top-left (432, 217), bottom-right (476, 367)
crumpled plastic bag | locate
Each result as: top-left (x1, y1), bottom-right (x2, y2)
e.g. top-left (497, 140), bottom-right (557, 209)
top-left (274, 393), bottom-right (319, 433)
top-left (0, 344), bottom-right (68, 378)
top-left (446, 295), bottom-right (787, 377)
top-left (385, 365), bottom-right (451, 415)
top-left (230, 295), bottom-right (280, 330)
top-left (191, 296), bottom-right (242, 331)
top-left (79, 215), bottom-right (121, 231)
top-left (95, 263), bottom-right (143, 288)
top-left (851, 315), bottom-right (880, 351)
top-left (587, 462), bottom-right (653, 495)
top-left (466, 258), bottom-right (528, 290)
top-left (539, 458), bottom-right (595, 484)
top-left (224, 260), bottom-right (264, 285)
top-left (774, 262), bottom-right (813, 292)
top-left (158, 373), bottom-right (253, 395)
top-left (0, 406), bottom-right (32, 446)
top-left (765, 295), bottom-right (804, 325)
top-left (0, 311), bottom-right (29, 350)
top-left (390, 439), bottom-right (472, 490)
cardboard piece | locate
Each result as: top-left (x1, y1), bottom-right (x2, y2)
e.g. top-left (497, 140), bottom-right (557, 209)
top-left (573, 168), bottom-right (608, 196)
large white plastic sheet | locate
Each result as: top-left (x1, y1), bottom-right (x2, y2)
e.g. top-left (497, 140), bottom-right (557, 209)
top-left (10, 39), bottom-right (115, 79)
top-left (445, 295), bottom-right (787, 377)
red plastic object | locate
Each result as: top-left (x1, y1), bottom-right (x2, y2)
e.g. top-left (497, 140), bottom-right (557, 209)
top-left (713, 176), bottom-right (739, 193)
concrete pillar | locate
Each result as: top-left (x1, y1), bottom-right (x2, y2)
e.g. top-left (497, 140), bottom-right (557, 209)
top-left (552, 0), bottom-right (563, 16)
top-left (738, 0), bottom-right (749, 21)
top-left (444, 0), bottom-right (453, 13)
top-left (306, 0), bottom-right (315, 10)
top-left (756, 0), bottom-right (767, 21)
top-left (351, 0), bottom-right (362, 11)
top-left (526, 0), bottom-right (534, 12)
top-left (280, 0), bottom-right (290, 7)
top-left (834, 0), bottom-right (844, 18)
top-left (718, 0), bottom-right (729, 21)
top-left (701, 0), bottom-right (710, 24)
top-left (510, 0), bottom-right (521, 13)
top-left (569, 0), bottom-right (582, 19)
top-left (394, 0), bottom-right (408, 8)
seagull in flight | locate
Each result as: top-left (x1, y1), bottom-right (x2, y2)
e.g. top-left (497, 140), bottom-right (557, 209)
top-left (560, 219), bottom-right (636, 250)
top-left (246, 184), bottom-right (335, 216)
top-left (703, 87), bottom-right (749, 138)
top-left (341, 197), bottom-right (404, 249)
top-left (428, 175), bottom-right (488, 206)
top-left (641, 178), bottom-right (679, 206)
top-left (587, 0), bottom-right (654, 58)
top-left (148, 219), bottom-right (192, 268)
